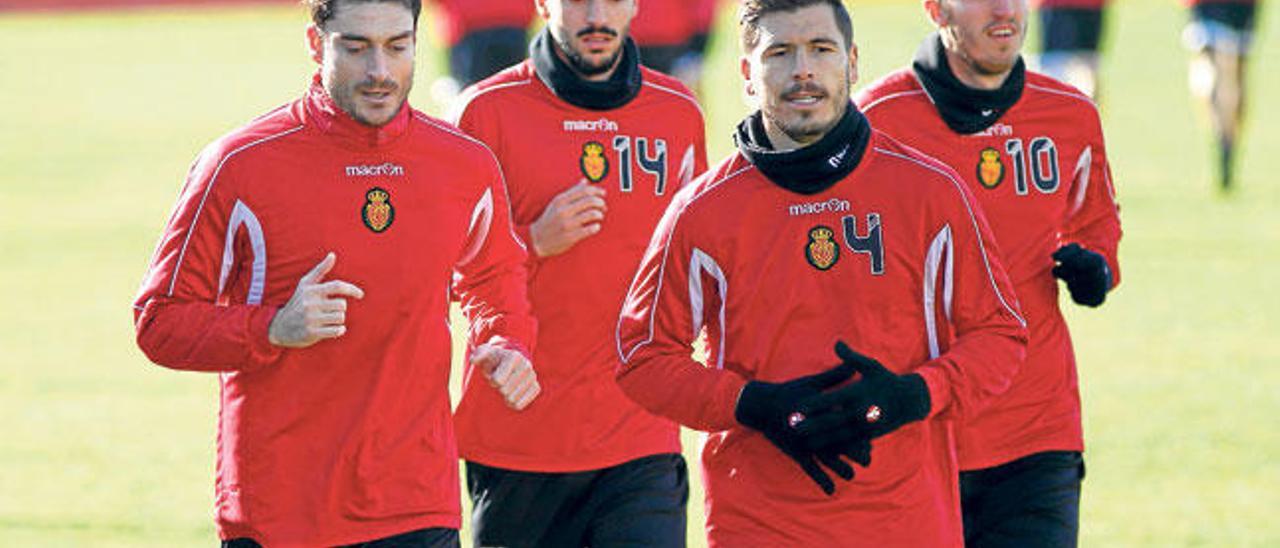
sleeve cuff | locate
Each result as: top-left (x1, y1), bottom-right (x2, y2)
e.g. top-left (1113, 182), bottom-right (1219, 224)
top-left (915, 364), bottom-right (951, 420)
top-left (246, 305), bottom-right (285, 369)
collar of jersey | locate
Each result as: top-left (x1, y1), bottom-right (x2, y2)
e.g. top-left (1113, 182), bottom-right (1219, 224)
top-left (302, 73), bottom-right (411, 150)
top-left (734, 103), bottom-right (871, 195)
top-left (529, 28), bottom-right (643, 111)
top-left (912, 32), bottom-right (1025, 135)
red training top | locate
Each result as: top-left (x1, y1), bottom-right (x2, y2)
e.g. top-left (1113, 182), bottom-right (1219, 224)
top-left (451, 60), bottom-right (708, 472)
top-left (133, 76), bottom-right (535, 546)
top-left (857, 69), bottom-right (1122, 471)
top-left (616, 130), bottom-right (1028, 546)
top-left (431, 0), bottom-right (534, 46)
top-left (630, 0), bottom-right (719, 47)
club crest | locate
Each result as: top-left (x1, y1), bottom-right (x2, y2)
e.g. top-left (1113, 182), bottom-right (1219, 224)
top-left (976, 147), bottom-right (1005, 189)
top-left (805, 225), bottom-right (839, 271)
top-left (580, 141), bottom-right (609, 183)
top-left (362, 187), bottom-right (394, 233)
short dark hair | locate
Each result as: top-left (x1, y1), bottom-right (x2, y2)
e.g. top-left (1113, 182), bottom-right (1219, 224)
top-left (739, 0), bottom-right (854, 51)
top-left (303, 0), bottom-right (422, 29)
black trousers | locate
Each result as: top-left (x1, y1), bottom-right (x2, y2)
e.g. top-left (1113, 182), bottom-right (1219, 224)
top-left (466, 453), bottom-right (688, 548)
top-left (1039, 6), bottom-right (1107, 52)
top-left (222, 527), bottom-right (459, 548)
top-left (449, 27), bottom-right (528, 88)
top-left (961, 451), bottom-right (1085, 548)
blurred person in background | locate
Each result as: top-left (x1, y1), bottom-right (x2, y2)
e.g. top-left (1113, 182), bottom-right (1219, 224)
top-left (429, 0), bottom-right (534, 98)
top-left (631, 0), bottom-right (719, 91)
top-left (1033, 0), bottom-right (1107, 99)
top-left (1183, 0), bottom-right (1260, 191)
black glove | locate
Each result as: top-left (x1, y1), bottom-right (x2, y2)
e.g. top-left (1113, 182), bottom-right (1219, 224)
top-left (793, 342), bottom-right (931, 453)
top-left (1052, 243), bottom-right (1112, 307)
top-left (735, 363), bottom-right (860, 495)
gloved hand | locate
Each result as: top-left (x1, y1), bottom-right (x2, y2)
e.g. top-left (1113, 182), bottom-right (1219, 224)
top-left (735, 363), bottom-right (860, 495)
top-left (793, 342), bottom-right (931, 453)
top-left (1051, 243), bottom-right (1112, 307)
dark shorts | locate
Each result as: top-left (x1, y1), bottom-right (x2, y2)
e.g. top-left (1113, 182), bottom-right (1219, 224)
top-left (449, 26), bottom-right (528, 87)
top-left (960, 451), bottom-right (1085, 548)
top-left (638, 44), bottom-right (689, 75)
top-left (466, 453), bottom-right (688, 548)
top-left (1184, 2), bottom-right (1258, 54)
top-left (1039, 6), bottom-right (1107, 52)
top-left (222, 527), bottom-right (459, 548)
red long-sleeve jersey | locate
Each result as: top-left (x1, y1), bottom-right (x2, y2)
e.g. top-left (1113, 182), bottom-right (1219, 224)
top-left (857, 70), bottom-right (1122, 471)
top-left (430, 0), bottom-right (534, 46)
top-left (615, 131), bottom-right (1027, 546)
top-left (132, 77), bottom-right (535, 546)
top-left (630, 0), bottom-right (719, 47)
top-left (450, 61), bottom-right (708, 472)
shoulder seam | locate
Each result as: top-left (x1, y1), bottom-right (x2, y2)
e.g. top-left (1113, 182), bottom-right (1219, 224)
top-left (450, 78), bottom-right (534, 121)
top-left (167, 124), bottom-right (305, 296)
top-left (861, 88), bottom-right (928, 113)
top-left (1025, 83), bottom-right (1098, 114)
top-left (642, 81), bottom-right (705, 118)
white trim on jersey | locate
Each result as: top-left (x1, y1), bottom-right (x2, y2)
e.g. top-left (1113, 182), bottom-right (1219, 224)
top-left (413, 112), bottom-right (529, 255)
top-left (642, 81), bottom-right (706, 118)
top-left (677, 145), bottom-right (697, 191)
top-left (923, 225), bottom-right (954, 359)
top-left (458, 188), bottom-right (495, 267)
top-left (446, 78), bottom-right (534, 125)
top-left (873, 146), bottom-right (1027, 327)
top-left (217, 200), bottom-right (268, 305)
top-left (1069, 145), bottom-right (1093, 218)
top-left (859, 88), bottom-right (929, 114)
top-left (616, 159), bottom-right (752, 364)
top-left (689, 247), bottom-right (728, 370)
top-left (168, 125), bottom-right (304, 298)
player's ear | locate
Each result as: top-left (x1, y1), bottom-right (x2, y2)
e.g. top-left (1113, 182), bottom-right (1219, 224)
top-left (740, 56), bottom-right (754, 97)
top-left (924, 0), bottom-right (945, 26)
top-left (848, 42), bottom-right (859, 87)
top-left (306, 24), bottom-right (324, 64)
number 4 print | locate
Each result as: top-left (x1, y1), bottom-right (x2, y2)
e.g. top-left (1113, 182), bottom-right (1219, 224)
top-left (1004, 137), bottom-right (1060, 195)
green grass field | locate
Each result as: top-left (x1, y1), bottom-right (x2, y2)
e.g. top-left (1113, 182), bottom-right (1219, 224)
top-left (2, 0), bottom-right (1278, 545)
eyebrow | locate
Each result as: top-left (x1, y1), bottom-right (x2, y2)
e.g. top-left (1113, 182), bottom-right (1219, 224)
top-left (765, 35), bottom-right (842, 50)
top-left (337, 30), bottom-right (415, 44)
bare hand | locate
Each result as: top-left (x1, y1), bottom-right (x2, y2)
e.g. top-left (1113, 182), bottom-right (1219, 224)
top-left (268, 252), bottom-right (365, 348)
top-left (471, 343), bottom-right (540, 410)
top-left (529, 180), bottom-right (607, 258)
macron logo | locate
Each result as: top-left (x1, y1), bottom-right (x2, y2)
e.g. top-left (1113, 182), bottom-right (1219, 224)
top-left (345, 162), bottom-right (405, 177)
top-left (563, 118), bottom-right (620, 132)
top-left (788, 198), bottom-right (852, 217)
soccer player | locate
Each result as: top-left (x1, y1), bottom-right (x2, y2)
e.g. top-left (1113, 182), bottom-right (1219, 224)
top-left (855, 0), bottom-right (1124, 544)
top-left (631, 0), bottom-right (720, 90)
top-left (131, 0), bottom-right (539, 545)
top-left (1034, 0), bottom-right (1107, 99)
top-left (449, 0), bottom-right (708, 546)
top-left (1183, 0), bottom-right (1259, 190)
top-left (615, 0), bottom-right (1028, 544)
top-left (429, 0), bottom-right (535, 91)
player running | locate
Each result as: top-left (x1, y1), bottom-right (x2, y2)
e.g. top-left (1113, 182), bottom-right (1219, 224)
top-left (449, 0), bottom-right (707, 546)
top-left (856, 0), bottom-right (1124, 544)
top-left (616, 0), bottom-right (1028, 545)
top-left (133, 0), bottom-right (537, 545)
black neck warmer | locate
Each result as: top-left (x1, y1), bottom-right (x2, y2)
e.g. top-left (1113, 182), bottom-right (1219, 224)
top-left (734, 104), bottom-right (872, 195)
top-left (912, 32), bottom-right (1025, 135)
top-left (530, 28), bottom-right (643, 111)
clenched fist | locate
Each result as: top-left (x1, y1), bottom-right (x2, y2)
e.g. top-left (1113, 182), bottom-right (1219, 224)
top-left (268, 252), bottom-right (365, 348)
top-left (529, 179), bottom-right (607, 258)
top-left (472, 343), bottom-right (540, 410)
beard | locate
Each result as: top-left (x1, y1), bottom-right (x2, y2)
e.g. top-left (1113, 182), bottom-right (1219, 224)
top-left (554, 25), bottom-right (626, 77)
top-left (330, 68), bottom-right (413, 127)
top-left (765, 75), bottom-right (850, 145)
